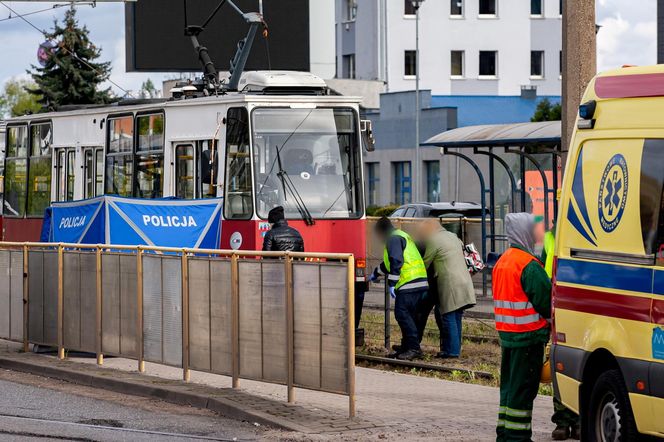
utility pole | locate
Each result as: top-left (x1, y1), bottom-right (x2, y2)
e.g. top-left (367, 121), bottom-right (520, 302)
top-left (561, 0), bottom-right (596, 161)
top-left (412, 0), bottom-right (425, 202)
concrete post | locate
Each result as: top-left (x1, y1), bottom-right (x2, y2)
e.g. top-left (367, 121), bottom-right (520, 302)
top-left (561, 0), bottom-right (596, 157)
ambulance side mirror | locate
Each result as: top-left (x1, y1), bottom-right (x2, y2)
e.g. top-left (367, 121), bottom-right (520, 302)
top-left (361, 119), bottom-right (375, 152)
top-left (200, 149), bottom-right (218, 185)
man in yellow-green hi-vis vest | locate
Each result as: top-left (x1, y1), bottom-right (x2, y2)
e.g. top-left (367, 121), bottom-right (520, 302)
top-left (542, 230), bottom-right (555, 278)
top-left (369, 217), bottom-right (428, 361)
top-left (540, 224), bottom-right (581, 440)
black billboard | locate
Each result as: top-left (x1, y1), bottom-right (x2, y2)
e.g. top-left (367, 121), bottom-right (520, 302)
top-left (125, 0), bottom-right (310, 72)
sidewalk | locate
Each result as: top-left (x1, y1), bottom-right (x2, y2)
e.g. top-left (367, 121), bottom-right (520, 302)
top-left (0, 340), bottom-right (554, 441)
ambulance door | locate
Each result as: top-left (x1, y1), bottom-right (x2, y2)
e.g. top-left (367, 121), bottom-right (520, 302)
top-left (651, 157), bottom-right (664, 434)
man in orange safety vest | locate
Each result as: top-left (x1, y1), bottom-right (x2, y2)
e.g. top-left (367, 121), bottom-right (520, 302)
top-left (493, 213), bottom-right (551, 442)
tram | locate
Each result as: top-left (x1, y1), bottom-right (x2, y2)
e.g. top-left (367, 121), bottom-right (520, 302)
top-left (0, 71), bottom-right (372, 291)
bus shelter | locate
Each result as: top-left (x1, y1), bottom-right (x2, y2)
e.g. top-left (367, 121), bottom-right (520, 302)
top-left (422, 121), bottom-right (561, 292)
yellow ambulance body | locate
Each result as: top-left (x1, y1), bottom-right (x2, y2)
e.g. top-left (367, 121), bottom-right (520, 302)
top-left (552, 65), bottom-right (664, 440)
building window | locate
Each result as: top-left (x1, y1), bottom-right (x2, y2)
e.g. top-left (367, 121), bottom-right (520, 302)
top-left (4, 125), bottom-right (29, 217)
top-left (135, 113), bottom-right (164, 198)
top-left (404, 50), bottom-right (417, 77)
top-left (451, 0), bottom-right (464, 16)
top-left (404, 0), bottom-right (416, 16)
top-left (27, 122), bottom-right (52, 216)
top-left (531, 50), bottom-right (545, 78)
top-left (345, 0), bottom-right (357, 21)
top-left (479, 0), bottom-right (496, 15)
top-left (342, 54), bottom-right (356, 79)
top-left (106, 116), bottom-right (134, 197)
top-left (366, 163), bottom-right (380, 207)
top-left (451, 51), bottom-right (465, 77)
top-left (393, 162), bottom-right (412, 205)
top-left (479, 51), bottom-right (497, 77)
top-left (426, 161), bottom-right (441, 203)
top-left (224, 107), bottom-right (253, 220)
top-left (531, 0), bottom-right (543, 16)
top-left (559, 50), bottom-right (563, 77)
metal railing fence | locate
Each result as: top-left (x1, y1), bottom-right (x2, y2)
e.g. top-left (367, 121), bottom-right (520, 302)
top-left (0, 242), bottom-right (356, 417)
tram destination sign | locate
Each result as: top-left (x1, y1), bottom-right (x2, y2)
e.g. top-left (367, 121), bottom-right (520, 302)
top-left (125, 0), bottom-right (310, 72)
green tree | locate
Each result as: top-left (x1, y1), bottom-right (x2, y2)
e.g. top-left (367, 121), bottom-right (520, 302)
top-left (28, 7), bottom-right (112, 111)
top-left (0, 78), bottom-right (42, 117)
top-left (531, 98), bottom-right (562, 122)
top-left (139, 79), bottom-right (160, 99)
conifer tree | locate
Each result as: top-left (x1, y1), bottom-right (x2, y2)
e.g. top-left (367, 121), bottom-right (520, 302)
top-left (28, 7), bottom-right (112, 111)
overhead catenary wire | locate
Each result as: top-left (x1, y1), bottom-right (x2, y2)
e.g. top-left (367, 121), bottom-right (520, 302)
top-left (0, 2), bottom-right (73, 23)
top-left (0, 1), bottom-right (134, 98)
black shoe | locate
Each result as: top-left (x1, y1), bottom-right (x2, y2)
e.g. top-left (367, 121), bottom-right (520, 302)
top-left (396, 349), bottom-right (423, 361)
top-left (571, 425), bottom-right (580, 440)
top-left (387, 350), bottom-right (400, 359)
top-left (391, 344), bottom-right (402, 352)
top-left (551, 425), bottom-right (570, 440)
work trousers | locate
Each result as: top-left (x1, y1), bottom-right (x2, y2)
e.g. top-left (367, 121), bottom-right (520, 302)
top-left (497, 342), bottom-right (545, 442)
top-left (551, 397), bottom-right (579, 428)
top-left (395, 289), bottom-right (427, 351)
top-left (415, 290), bottom-right (443, 344)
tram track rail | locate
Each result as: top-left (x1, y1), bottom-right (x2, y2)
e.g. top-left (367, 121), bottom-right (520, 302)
top-left (0, 412), bottom-right (251, 442)
top-left (355, 354), bottom-right (495, 380)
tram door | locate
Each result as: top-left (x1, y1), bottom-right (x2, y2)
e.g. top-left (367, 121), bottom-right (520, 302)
top-left (82, 147), bottom-right (104, 199)
top-left (54, 147), bottom-right (76, 202)
top-left (174, 140), bottom-right (217, 199)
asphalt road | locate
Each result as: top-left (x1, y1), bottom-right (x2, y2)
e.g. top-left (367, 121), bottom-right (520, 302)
top-left (0, 369), bottom-right (270, 442)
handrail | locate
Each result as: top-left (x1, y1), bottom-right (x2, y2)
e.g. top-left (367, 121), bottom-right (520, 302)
top-left (0, 242), bottom-right (354, 261)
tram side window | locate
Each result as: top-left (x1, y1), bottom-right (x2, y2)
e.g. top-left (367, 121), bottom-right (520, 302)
top-left (56, 150), bottom-right (66, 202)
top-left (106, 116), bottom-right (134, 197)
top-left (84, 150), bottom-right (94, 198)
top-left (176, 140), bottom-right (218, 199)
top-left (95, 149), bottom-right (104, 196)
top-left (135, 114), bottom-right (164, 198)
top-left (224, 108), bottom-right (253, 219)
top-left (84, 148), bottom-right (104, 199)
top-left (27, 123), bottom-right (52, 216)
top-left (4, 126), bottom-right (28, 217)
top-left (176, 144), bottom-right (195, 199)
top-left (66, 150), bottom-right (75, 201)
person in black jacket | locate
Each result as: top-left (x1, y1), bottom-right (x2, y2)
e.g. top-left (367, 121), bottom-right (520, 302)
top-left (262, 206), bottom-right (305, 252)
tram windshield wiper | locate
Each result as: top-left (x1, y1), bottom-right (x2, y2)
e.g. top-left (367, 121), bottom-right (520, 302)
top-left (274, 145), bottom-right (315, 226)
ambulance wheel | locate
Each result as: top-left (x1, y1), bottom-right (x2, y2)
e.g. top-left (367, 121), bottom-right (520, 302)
top-left (586, 369), bottom-right (638, 442)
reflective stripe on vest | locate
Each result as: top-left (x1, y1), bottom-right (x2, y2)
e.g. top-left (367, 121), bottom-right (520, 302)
top-left (383, 229), bottom-right (427, 290)
top-left (544, 231), bottom-right (555, 278)
top-left (492, 247), bottom-right (548, 333)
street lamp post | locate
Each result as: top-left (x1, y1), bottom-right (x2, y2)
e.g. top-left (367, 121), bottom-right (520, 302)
top-left (412, 0), bottom-right (425, 202)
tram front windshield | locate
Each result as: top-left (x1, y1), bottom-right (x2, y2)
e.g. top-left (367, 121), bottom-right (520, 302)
top-left (253, 107), bottom-right (362, 220)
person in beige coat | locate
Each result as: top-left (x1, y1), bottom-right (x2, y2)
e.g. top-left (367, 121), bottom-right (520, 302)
top-left (418, 219), bottom-right (476, 358)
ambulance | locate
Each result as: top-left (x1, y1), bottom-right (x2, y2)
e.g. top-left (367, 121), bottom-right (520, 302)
top-left (552, 65), bottom-right (664, 440)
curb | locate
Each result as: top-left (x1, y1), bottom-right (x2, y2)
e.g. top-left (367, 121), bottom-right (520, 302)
top-left (0, 355), bottom-right (308, 433)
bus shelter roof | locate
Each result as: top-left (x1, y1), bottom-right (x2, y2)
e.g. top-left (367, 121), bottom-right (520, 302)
top-left (422, 120), bottom-right (561, 148)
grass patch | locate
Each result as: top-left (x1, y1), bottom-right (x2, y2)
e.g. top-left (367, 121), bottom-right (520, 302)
top-left (358, 309), bottom-right (551, 395)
